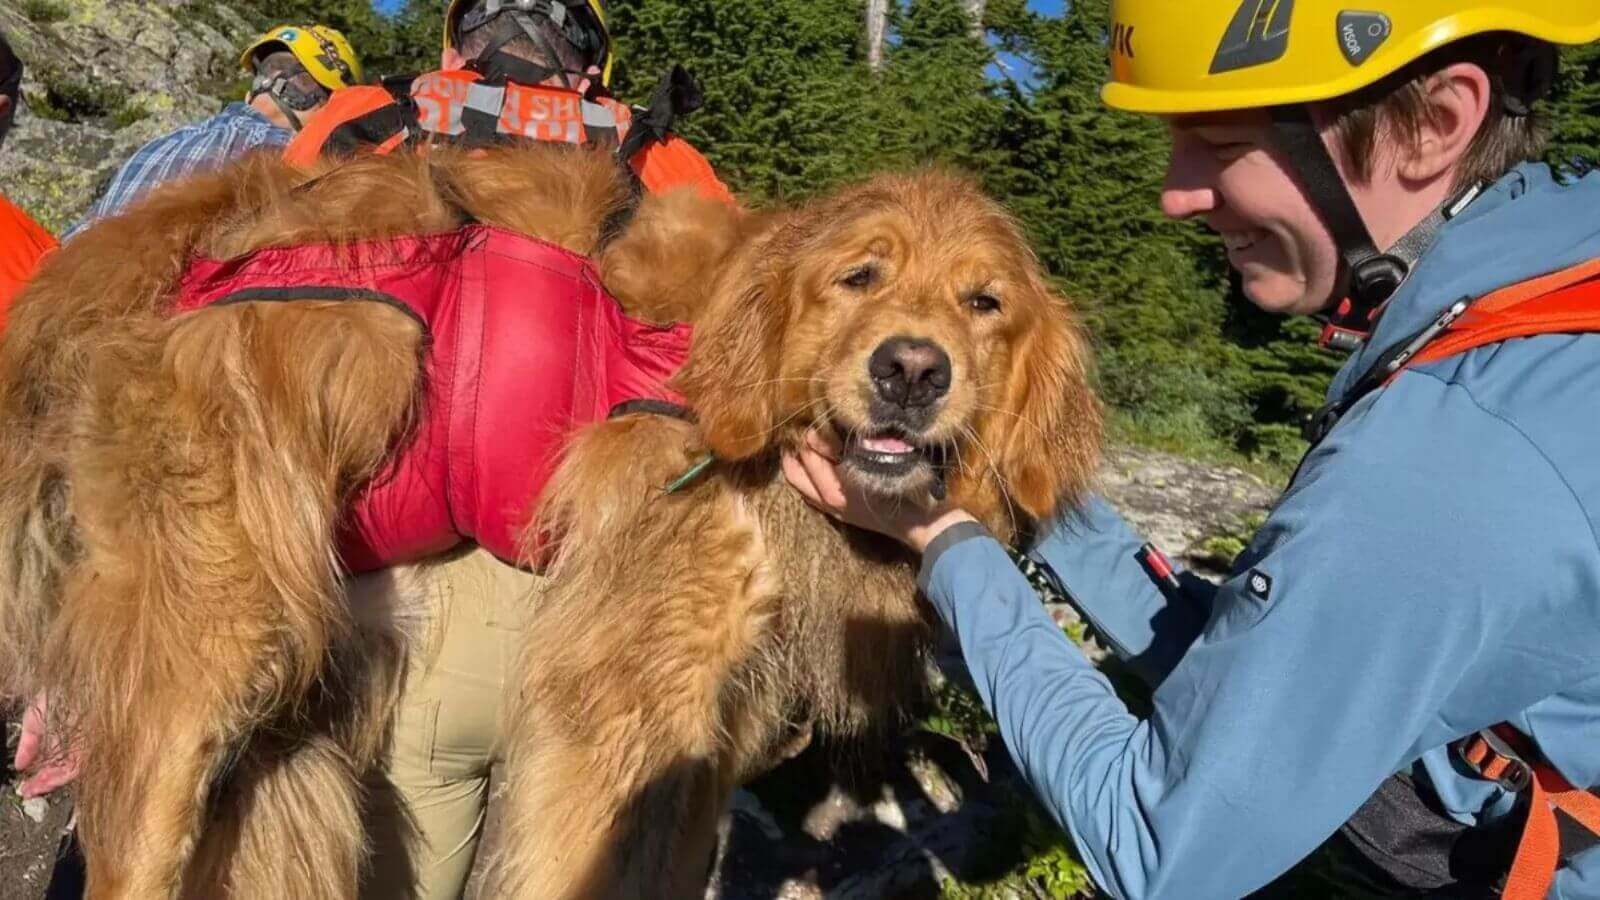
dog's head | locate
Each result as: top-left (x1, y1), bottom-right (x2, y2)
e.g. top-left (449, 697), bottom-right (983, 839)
top-left (674, 171), bottom-right (1100, 536)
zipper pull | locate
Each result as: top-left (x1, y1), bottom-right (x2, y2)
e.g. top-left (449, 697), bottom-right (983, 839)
top-left (1385, 298), bottom-right (1471, 376)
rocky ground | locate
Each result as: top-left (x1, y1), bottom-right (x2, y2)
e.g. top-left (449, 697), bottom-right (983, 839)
top-left (0, 3), bottom-right (1283, 893)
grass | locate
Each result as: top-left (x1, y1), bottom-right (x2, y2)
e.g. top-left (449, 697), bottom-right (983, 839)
top-left (1192, 511), bottom-right (1269, 570)
top-left (940, 800), bottom-right (1095, 899)
top-left (20, 0), bottom-right (70, 24)
top-left (1107, 409), bottom-right (1296, 488)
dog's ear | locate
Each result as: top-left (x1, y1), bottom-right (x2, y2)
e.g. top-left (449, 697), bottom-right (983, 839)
top-left (987, 282), bottom-right (1102, 523)
top-left (672, 217), bottom-right (796, 461)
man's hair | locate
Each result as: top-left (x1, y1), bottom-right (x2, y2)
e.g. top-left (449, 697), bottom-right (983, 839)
top-left (0, 31), bottom-right (22, 144)
top-left (1323, 33), bottom-right (1552, 189)
top-left (456, 2), bottom-right (588, 74)
top-left (253, 49), bottom-right (331, 105)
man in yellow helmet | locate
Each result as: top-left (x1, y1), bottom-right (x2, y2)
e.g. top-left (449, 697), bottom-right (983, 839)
top-left (783, 3), bottom-right (1600, 897)
top-left (240, 24), bottom-right (363, 132)
top-left (62, 25), bottom-right (361, 238)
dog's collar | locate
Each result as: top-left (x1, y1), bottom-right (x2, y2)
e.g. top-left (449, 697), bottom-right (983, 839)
top-left (605, 400), bottom-right (714, 494)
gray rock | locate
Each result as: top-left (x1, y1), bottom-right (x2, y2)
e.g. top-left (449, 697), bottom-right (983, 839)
top-left (0, 1), bottom-right (252, 232)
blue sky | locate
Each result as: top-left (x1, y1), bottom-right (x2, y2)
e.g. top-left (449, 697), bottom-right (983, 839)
top-left (372, 0), bottom-right (1066, 16)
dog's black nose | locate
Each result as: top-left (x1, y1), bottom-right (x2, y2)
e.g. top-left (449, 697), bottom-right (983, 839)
top-left (869, 337), bottom-right (952, 409)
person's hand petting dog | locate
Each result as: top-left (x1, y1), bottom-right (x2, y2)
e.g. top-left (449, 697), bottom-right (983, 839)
top-left (781, 427), bottom-right (976, 554)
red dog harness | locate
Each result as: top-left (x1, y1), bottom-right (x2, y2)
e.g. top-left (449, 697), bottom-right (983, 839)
top-left (173, 226), bottom-right (691, 571)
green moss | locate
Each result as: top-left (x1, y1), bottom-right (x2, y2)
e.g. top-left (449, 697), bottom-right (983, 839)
top-left (27, 73), bottom-right (148, 129)
top-left (940, 799), bottom-right (1095, 899)
top-left (20, 0), bottom-right (70, 25)
top-left (32, 75), bottom-right (128, 122)
top-left (920, 675), bottom-right (998, 750)
top-left (112, 101), bottom-right (151, 129)
top-left (1194, 511), bottom-right (1269, 569)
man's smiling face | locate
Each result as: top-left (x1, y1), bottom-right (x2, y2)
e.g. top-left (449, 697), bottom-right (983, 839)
top-left (1161, 110), bottom-right (1345, 316)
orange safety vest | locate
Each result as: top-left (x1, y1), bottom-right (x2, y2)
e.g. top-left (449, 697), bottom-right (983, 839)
top-left (283, 69), bottom-right (733, 205)
top-left (0, 193), bottom-right (57, 333)
top-left (1317, 260), bottom-right (1600, 900)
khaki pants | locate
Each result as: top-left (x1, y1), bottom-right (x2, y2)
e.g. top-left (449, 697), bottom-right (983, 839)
top-left (355, 547), bottom-right (544, 900)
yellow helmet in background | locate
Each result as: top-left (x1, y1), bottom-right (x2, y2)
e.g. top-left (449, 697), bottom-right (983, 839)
top-left (1103, 1), bottom-right (1600, 115)
top-left (445, 0), bottom-right (613, 88)
top-left (240, 25), bottom-right (364, 93)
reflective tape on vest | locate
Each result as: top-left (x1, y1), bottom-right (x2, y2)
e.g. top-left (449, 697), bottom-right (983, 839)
top-left (501, 87), bottom-right (585, 143)
top-left (409, 71), bottom-right (631, 148)
top-left (412, 71), bottom-right (471, 136)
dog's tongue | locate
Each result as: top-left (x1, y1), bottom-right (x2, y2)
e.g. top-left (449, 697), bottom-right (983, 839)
top-left (860, 435), bottom-right (915, 455)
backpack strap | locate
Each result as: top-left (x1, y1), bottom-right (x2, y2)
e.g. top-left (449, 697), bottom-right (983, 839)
top-left (323, 83), bottom-right (418, 158)
top-left (1389, 256), bottom-right (1600, 377)
top-left (1304, 257), bottom-right (1600, 444)
top-left (1455, 724), bottom-right (1600, 900)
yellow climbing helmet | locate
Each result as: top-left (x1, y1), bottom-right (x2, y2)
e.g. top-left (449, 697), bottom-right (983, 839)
top-left (1103, 1), bottom-right (1600, 114)
top-left (445, 0), bottom-right (613, 87)
top-left (240, 25), bottom-right (363, 93)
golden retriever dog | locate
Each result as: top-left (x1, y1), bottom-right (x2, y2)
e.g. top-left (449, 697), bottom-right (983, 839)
top-left (0, 143), bottom-right (1099, 899)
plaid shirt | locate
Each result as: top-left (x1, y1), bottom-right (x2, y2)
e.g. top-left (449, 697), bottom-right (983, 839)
top-left (64, 103), bottom-right (288, 240)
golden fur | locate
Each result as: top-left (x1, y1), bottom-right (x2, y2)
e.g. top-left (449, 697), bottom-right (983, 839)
top-left (0, 143), bottom-right (1100, 899)
top-left (488, 171), bottom-right (1102, 898)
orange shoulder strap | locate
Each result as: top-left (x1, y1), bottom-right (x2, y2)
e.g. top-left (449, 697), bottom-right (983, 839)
top-left (630, 135), bottom-right (735, 205)
top-left (1397, 257), bottom-right (1600, 375)
top-left (283, 85), bottom-right (409, 169)
top-left (1456, 725), bottom-right (1600, 900)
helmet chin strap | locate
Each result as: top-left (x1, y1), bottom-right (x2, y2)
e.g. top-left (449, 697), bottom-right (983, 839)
top-left (1269, 105), bottom-right (1482, 351)
top-left (249, 72), bottom-right (325, 132)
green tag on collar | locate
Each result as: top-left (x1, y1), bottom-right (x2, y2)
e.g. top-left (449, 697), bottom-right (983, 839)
top-left (662, 454), bottom-right (715, 494)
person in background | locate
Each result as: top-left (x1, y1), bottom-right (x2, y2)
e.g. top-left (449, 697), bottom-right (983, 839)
top-left (282, 0), bottom-right (730, 204)
top-left (0, 29), bottom-right (57, 323)
top-left (786, 2), bottom-right (1600, 897)
top-left (62, 24), bottom-right (361, 239)
top-left (282, 3), bottom-right (728, 895)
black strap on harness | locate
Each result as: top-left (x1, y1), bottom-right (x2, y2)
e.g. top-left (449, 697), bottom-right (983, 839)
top-left (599, 66), bottom-right (707, 246)
top-left (615, 65), bottom-right (705, 171)
top-left (607, 398), bottom-right (696, 422)
top-left (322, 74), bottom-right (421, 159)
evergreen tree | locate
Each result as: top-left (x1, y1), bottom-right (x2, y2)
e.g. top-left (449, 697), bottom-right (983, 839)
top-left (285, 1), bottom-right (1600, 470)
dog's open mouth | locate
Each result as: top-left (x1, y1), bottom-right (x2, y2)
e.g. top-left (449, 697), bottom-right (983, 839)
top-left (849, 431), bottom-right (924, 475)
top-left (835, 423), bottom-right (949, 497)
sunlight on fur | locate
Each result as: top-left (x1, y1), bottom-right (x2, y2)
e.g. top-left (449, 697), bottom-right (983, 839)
top-left (0, 144), bottom-right (1100, 899)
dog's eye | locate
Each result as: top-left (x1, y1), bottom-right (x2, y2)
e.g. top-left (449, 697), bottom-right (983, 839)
top-left (967, 293), bottom-right (1002, 314)
top-left (839, 266), bottom-right (877, 290)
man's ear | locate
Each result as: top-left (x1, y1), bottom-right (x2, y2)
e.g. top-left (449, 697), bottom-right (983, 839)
top-left (1398, 61), bottom-right (1493, 185)
top-left (441, 48), bottom-right (467, 72)
top-left (671, 219), bottom-right (797, 461)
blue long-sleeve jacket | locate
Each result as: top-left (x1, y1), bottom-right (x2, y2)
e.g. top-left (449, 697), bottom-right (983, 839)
top-left (918, 163), bottom-right (1600, 899)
